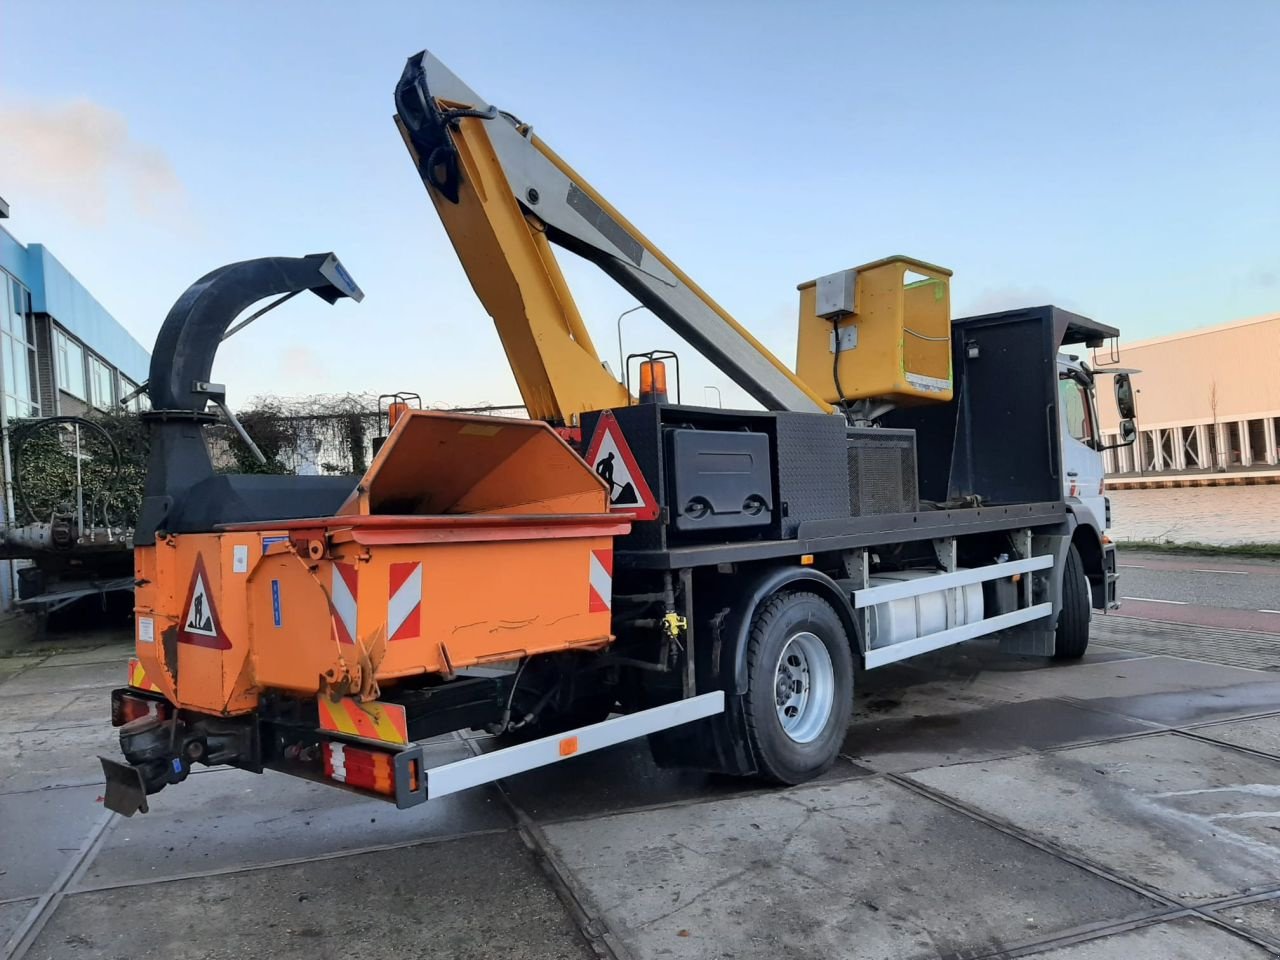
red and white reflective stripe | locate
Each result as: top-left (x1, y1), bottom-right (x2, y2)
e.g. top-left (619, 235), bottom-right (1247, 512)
top-left (331, 562), bottom-right (359, 645)
top-left (588, 548), bottom-right (612, 613)
top-left (388, 562), bottom-right (422, 642)
top-left (325, 742), bottom-right (348, 782)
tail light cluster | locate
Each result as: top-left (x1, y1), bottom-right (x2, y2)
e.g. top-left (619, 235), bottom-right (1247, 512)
top-left (322, 741), bottom-right (420, 799)
top-left (111, 690), bottom-right (171, 727)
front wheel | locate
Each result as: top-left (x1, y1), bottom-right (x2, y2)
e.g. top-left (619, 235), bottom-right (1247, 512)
top-left (1053, 544), bottom-right (1091, 660)
top-left (742, 591), bottom-right (854, 784)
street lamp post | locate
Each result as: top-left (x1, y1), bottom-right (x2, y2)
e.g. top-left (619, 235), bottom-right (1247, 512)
top-left (616, 305), bottom-right (649, 381)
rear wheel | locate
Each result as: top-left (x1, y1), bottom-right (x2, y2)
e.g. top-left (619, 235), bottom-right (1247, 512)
top-left (742, 592), bottom-right (853, 784)
top-left (1053, 544), bottom-right (1091, 660)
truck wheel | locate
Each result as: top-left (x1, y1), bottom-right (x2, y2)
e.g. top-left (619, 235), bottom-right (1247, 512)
top-left (1053, 544), bottom-right (1091, 660)
top-left (743, 592), bottom-right (853, 784)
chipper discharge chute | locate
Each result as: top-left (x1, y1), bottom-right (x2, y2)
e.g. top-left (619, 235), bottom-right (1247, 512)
top-left (102, 254), bottom-right (717, 816)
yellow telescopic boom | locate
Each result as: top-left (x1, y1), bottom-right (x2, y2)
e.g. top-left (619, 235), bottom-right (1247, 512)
top-left (394, 51), bottom-right (833, 424)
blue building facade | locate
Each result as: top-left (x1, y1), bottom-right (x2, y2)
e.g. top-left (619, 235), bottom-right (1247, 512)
top-left (0, 216), bottom-right (150, 419)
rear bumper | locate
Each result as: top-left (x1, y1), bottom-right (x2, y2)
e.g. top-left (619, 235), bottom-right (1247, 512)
top-left (103, 688), bottom-right (725, 813)
top-left (411, 692), bottom-right (724, 804)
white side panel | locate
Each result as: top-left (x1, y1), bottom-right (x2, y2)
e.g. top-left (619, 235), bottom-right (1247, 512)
top-left (864, 603), bottom-right (1053, 669)
top-left (853, 555), bottom-right (1053, 608)
top-left (425, 692), bottom-right (725, 799)
top-left (866, 571), bottom-right (984, 649)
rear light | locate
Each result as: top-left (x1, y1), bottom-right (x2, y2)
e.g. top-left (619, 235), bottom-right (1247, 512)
top-left (323, 741), bottom-right (420, 798)
top-left (111, 690), bottom-right (170, 727)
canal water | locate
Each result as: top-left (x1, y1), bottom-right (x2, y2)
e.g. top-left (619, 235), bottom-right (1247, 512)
top-left (1108, 485), bottom-right (1280, 545)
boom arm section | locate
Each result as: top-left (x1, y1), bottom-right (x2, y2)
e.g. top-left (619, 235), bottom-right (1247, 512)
top-left (394, 51), bottom-right (832, 422)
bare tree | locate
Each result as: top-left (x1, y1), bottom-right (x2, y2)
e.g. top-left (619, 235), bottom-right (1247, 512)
top-left (1209, 380), bottom-right (1227, 471)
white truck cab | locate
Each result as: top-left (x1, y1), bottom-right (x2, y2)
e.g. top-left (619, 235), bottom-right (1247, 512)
top-left (1057, 355), bottom-right (1108, 535)
top-left (1056, 352), bottom-right (1138, 612)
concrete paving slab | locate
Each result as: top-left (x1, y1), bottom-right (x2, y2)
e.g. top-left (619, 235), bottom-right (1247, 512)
top-left (910, 734), bottom-right (1280, 903)
top-left (78, 742), bottom-right (512, 889)
top-left (33, 832), bottom-right (592, 960)
top-left (855, 671), bottom-right (1031, 721)
top-left (0, 785), bottom-right (104, 900)
top-left (844, 696), bottom-right (1154, 773)
top-left (38, 645), bottom-right (130, 668)
top-left (495, 736), bottom-right (867, 823)
top-left (1019, 916), bottom-right (1275, 958)
top-left (0, 723), bottom-right (119, 793)
top-left (0, 690), bottom-right (80, 735)
top-left (0, 657), bottom-right (41, 680)
top-left (0, 899), bottom-right (36, 951)
top-left (43, 688), bottom-right (115, 730)
top-left (1217, 897), bottom-right (1280, 943)
top-left (0, 661), bottom-right (123, 696)
top-left (543, 777), bottom-right (1157, 960)
top-left (1085, 679), bottom-right (1280, 727)
top-left (901, 640), bottom-right (1150, 685)
top-left (976, 655), bottom-right (1272, 703)
top-left (1188, 716), bottom-right (1280, 758)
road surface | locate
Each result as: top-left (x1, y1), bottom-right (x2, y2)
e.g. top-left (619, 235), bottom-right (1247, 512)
top-left (1115, 550), bottom-right (1280, 633)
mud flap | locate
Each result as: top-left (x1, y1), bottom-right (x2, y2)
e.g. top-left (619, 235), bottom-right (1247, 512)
top-left (100, 757), bottom-right (149, 817)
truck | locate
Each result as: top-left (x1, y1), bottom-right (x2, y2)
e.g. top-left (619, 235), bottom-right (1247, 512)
top-left (100, 50), bottom-right (1138, 815)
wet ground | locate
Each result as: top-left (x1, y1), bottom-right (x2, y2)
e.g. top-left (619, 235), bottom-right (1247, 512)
top-left (4, 621), bottom-right (1280, 959)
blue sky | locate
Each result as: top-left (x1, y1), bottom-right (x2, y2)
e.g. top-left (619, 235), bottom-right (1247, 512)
top-left (2, 1), bottom-right (1277, 409)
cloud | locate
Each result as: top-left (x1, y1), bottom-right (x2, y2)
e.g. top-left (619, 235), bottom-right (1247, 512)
top-left (0, 96), bottom-right (186, 227)
top-left (277, 345), bottom-right (331, 386)
top-left (1246, 267), bottom-right (1276, 289)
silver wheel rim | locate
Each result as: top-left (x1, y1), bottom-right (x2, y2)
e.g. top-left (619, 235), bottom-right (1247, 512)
top-left (773, 630), bottom-right (835, 744)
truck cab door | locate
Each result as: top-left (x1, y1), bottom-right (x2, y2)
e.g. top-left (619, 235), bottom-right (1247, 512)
top-left (1057, 372), bottom-right (1108, 532)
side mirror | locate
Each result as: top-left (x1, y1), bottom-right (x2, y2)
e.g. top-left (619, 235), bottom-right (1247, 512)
top-left (1099, 418), bottom-right (1137, 452)
top-left (1114, 372), bottom-right (1136, 419)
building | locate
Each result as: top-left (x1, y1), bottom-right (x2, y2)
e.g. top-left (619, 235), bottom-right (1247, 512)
top-left (0, 203), bottom-right (152, 612)
top-left (0, 215), bottom-right (150, 420)
top-left (1096, 312), bottom-right (1280, 477)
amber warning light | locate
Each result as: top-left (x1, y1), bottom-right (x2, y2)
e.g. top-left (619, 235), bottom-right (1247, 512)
top-left (638, 360), bottom-right (668, 403)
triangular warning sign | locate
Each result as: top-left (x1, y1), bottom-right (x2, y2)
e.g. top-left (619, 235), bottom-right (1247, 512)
top-left (178, 554), bottom-right (231, 650)
top-left (584, 410), bottom-right (659, 521)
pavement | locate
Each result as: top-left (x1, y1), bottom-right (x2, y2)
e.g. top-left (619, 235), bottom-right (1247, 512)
top-left (4, 617), bottom-right (1280, 959)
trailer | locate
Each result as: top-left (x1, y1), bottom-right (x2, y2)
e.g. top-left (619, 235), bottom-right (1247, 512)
top-left (101, 52), bottom-right (1138, 815)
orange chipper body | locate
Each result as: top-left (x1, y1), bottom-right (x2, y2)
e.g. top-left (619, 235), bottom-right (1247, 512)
top-left (133, 411), bottom-right (627, 718)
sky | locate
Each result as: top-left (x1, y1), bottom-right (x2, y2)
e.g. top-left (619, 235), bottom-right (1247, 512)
top-left (1, 1), bottom-right (1277, 411)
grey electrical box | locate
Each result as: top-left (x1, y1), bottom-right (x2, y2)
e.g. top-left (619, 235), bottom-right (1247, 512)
top-left (815, 269), bottom-right (856, 319)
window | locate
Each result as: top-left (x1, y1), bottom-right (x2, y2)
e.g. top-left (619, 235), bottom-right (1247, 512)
top-left (2, 273), bottom-right (39, 419)
top-left (119, 374), bottom-right (149, 412)
top-left (1058, 376), bottom-right (1094, 444)
top-left (55, 329), bottom-right (87, 399)
top-left (88, 354), bottom-right (115, 409)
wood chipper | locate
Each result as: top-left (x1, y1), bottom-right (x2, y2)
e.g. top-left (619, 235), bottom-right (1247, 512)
top-left (102, 253), bottom-right (719, 815)
top-left (104, 50), bottom-right (1134, 815)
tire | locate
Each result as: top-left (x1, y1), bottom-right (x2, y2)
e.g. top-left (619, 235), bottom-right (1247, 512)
top-left (742, 591), bottom-right (854, 784)
top-left (1053, 544), bottom-right (1091, 660)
